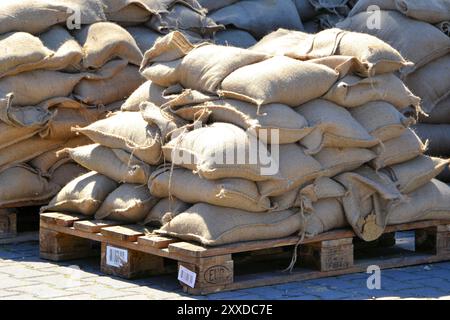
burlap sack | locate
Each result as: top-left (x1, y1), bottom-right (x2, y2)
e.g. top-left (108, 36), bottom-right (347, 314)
top-left (314, 147), bottom-right (376, 178)
top-left (349, 102), bottom-right (414, 142)
top-left (405, 55), bottom-right (450, 114)
top-left (148, 4), bottom-right (222, 36)
top-left (293, 0), bottom-right (318, 20)
top-left (336, 166), bottom-right (403, 241)
top-left (0, 0), bottom-right (106, 35)
top-left (163, 122), bottom-right (281, 181)
top-left (371, 129), bottom-right (427, 170)
top-left (140, 103), bottom-right (187, 142)
top-left (121, 81), bottom-right (170, 111)
top-left (49, 162), bottom-right (89, 188)
top-left (156, 203), bottom-right (302, 246)
top-left (296, 99), bottom-right (379, 155)
top-left (74, 64), bottom-right (145, 106)
top-left (41, 171), bottom-right (119, 216)
top-left (125, 26), bottom-right (161, 53)
top-left (142, 197), bottom-right (190, 226)
top-left (106, 4), bottom-right (151, 25)
top-left (357, 0), bottom-right (450, 30)
top-left (30, 136), bottom-right (91, 176)
top-left (220, 56), bottom-right (339, 107)
top-left (305, 199), bottom-right (348, 237)
top-left (172, 99), bottom-right (311, 144)
top-left (74, 22), bottom-right (143, 69)
top-left (0, 99), bottom-right (53, 150)
top-left (0, 71), bottom-right (85, 107)
top-left (257, 144), bottom-right (323, 197)
top-left (209, 0), bottom-right (304, 39)
top-left (95, 184), bottom-right (159, 223)
top-left (323, 74), bottom-right (421, 109)
top-left (419, 96), bottom-right (450, 124)
top-left (251, 28), bottom-right (410, 76)
top-left (337, 11), bottom-right (450, 74)
top-left (75, 111), bottom-right (163, 165)
top-left (412, 124), bottom-right (450, 157)
top-left (40, 107), bottom-right (105, 141)
top-left (149, 167), bottom-right (271, 212)
top-left (381, 155), bottom-right (449, 194)
top-left (387, 179), bottom-right (450, 225)
top-left (0, 32), bottom-right (53, 79)
top-left (300, 177), bottom-right (346, 203)
top-left (0, 164), bottom-right (60, 207)
top-left (270, 188), bottom-right (301, 211)
top-left (214, 29), bottom-right (257, 48)
top-left (438, 164), bottom-right (450, 183)
top-left (198, 0), bottom-right (239, 11)
top-left (0, 137), bottom-right (66, 170)
top-left (67, 144), bottom-right (152, 184)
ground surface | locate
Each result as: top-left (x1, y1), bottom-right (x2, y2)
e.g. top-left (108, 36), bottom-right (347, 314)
top-left (0, 234), bottom-right (449, 300)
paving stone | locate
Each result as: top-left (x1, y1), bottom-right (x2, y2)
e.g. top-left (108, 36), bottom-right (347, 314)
top-left (66, 284), bottom-right (133, 299)
top-left (0, 265), bottom-right (53, 279)
top-left (10, 284), bottom-right (79, 299)
top-left (0, 277), bottom-right (39, 290)
top-left (85, 276), bottom-right (140, 289)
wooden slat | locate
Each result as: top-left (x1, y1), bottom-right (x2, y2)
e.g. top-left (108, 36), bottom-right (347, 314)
top-left (101, 225), bottom-right (151, 242)
top-left (40, 212), bottom-right (85, 227)
top-left (138, 235), bottom-right (178, 249)
top-left (74, 220), bottom-right (123, 233)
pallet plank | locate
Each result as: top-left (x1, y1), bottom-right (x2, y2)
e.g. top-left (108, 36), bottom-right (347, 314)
top-left (138, 235), bottom-right (178, 249)
top-left (74, 220), bottom-right (123, 233)
top-left (101, 225), bottom-right (152, 242)
top-left (40, 212), bottom-right (85, 227)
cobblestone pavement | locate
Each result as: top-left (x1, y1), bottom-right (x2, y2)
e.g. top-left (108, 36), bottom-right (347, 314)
top-left (0, 233), bottom-right (449, 300)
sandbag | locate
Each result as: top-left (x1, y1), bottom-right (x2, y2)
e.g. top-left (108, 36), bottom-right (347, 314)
top-left (337, 11), bottom-right (450, 74)
top-left (336, 166), bottom-right (403, 241)
top-left (349, 101), bottom-right (414, 142)
top-left (296, 99), bottom-right (379, 155)
top-left (0, 0), bottom-right (106, 35)
top-left (209, 0), bottom-right (304, 39)
top-left (371, 129), bottom-right (427, 170)
top-left (214, 29), bottom-right (257, 48)
top-left (142, 197), bottom-right (190, 226)
top-left (0, 71), bottom-right (85, 107)
top-left (198, 0), bottom-right (239, 12)
top-left (0, 101), bottom-right (53, 150)
top-left (96, 184), bottom-right (159, 223)
top-left (49, 162), bottom-right (89, 188)
top-left (257, 144), bottom-right (323, 197)
top-left (148, 4), bottom-right (222, 36)
top-left (437, 164), bottom-right (450, 182)
top-left (41, 171), bottom-right (119, 216)
top-left (293, 0), bottom-right (318, 21)
top-left (323, 74), bottom-right (421, 109)
top-left (270, 188), bottom-right (301, 211)
top-left (125, 26), bottom-right (161, 53)
top-left (404, 55), bottom-right (450, 114)
top-left (156, 203), bottom-right (302, 246)
top-left (305, 199), bottom-right (348, 237)
top-left (395, 0), bottom-right (450, 24)
top-left (74, 22), bottom-right (143, 69)
top-left (171, 99), bottom-right (311, 144)
top-left (412, 124), bottom-right (450, 157)
top-left (387, 179), bottom-right (450, 224)
top-left (106, 4), bottom-right (151, 25)
top-left (348, 0), bottom-right (397, 16)
top-left (140, 102), bottom-right (187, 141)
top-left (75, 111), bottom-right (163, 165)
top-left (300, 177), bottom-right (347, 204)
top-left (0, 137), bottom-right (66, 170)
top-left (381, 155), bottom-right (449, 194)
top-left (67, 144), bottom-right (152, 184)
top-left (121, 81), bottom-right (170, 111)
top-left (149, 167), bottom-right (271, 212)
top-left (163, 122), bottom-right (281, 181)
top-left (314, 147), bottom-right (376, 178)
top-left (0, 164), bottom-right (60, 207)
top-left (419, 96), bottom-right (450, 124)
top-left (220, 56), bottom-right (339, 107)
top-left (30, 136), bottom-right (91, 176)
top-left (74, 64), bottom-right (145, 106)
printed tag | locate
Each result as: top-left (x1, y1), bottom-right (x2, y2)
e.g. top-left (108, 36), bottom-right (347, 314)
top-left (106, 246), bottom-right (128, 268)
top-left (178, 265), bottom-right (197, 288)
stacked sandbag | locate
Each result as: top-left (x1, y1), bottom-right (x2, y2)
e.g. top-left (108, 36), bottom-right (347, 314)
top-left (44, 30), bottom-right (450, 247)
top-left (336, 2), bottom-right (450, 183)
top-left (0, 1), bottom-right (150, 208)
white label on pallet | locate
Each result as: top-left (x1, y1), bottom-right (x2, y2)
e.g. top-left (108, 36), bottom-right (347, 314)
top-left (106, 246), bottom-right (128, 268)
top-left (178, 265), bottom-right (196, 288)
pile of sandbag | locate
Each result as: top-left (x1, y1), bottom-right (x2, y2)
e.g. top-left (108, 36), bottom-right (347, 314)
top-left (42, 30), bottom-right (450, 248)
top-left (335, 0), bottom-right (450, 182)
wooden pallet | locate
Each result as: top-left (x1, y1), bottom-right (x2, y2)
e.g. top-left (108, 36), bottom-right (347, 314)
top-left (39, 212), bottom-right (450, 295)
top-left (0, 207), bottom-right (40, 243)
